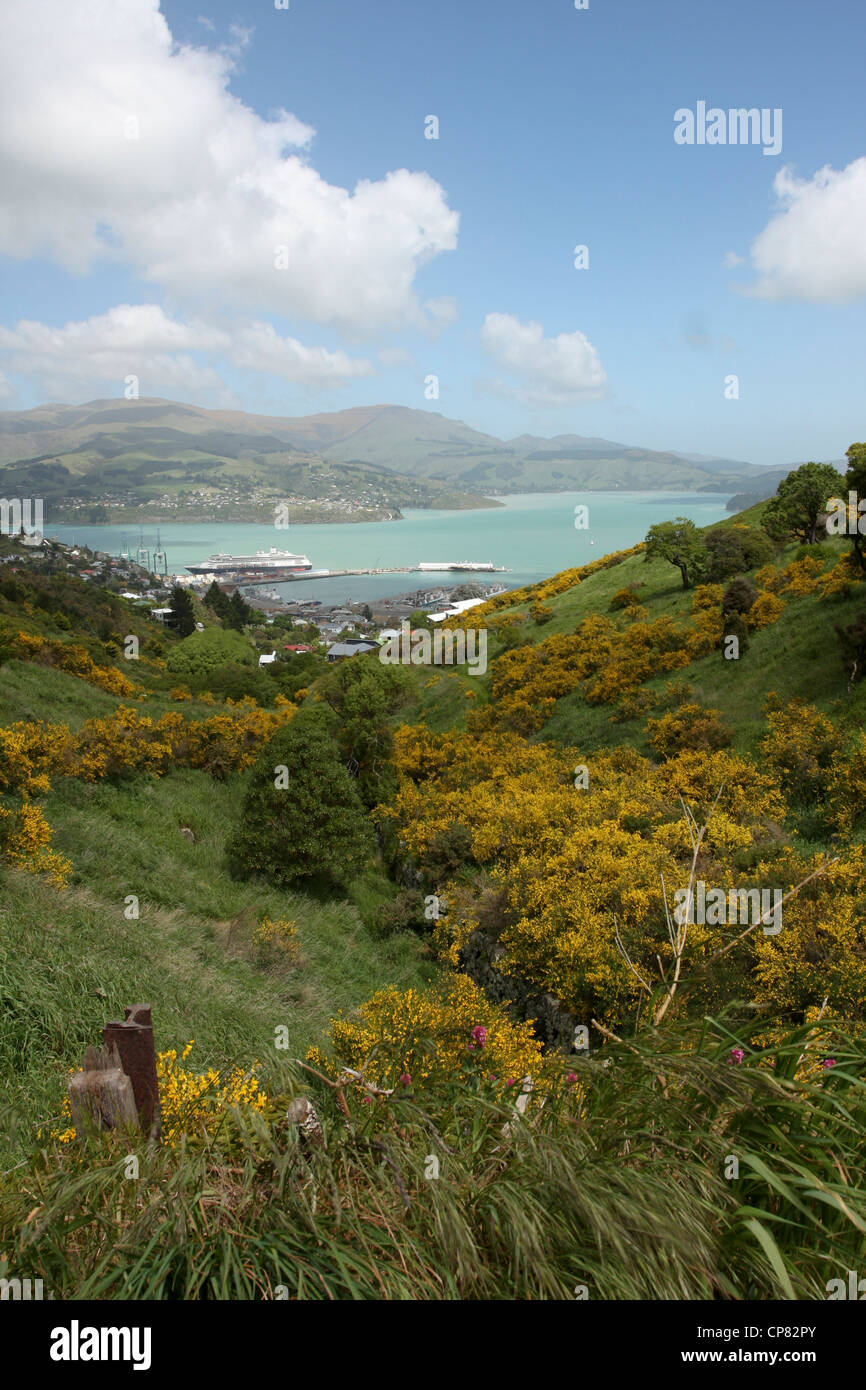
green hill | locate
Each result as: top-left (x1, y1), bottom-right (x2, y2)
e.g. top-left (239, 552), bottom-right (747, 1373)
top-left (0, 397), bottom-right (810, 517)
top-left (0, 400), bottom-right (500, 523)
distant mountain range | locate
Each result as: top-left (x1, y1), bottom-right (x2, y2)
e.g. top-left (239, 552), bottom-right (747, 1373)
top-left (0, 398), bottom-right (828, 523)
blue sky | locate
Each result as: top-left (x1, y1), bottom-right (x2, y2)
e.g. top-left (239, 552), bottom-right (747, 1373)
top-left (0, 0), bottom-right (863, 465)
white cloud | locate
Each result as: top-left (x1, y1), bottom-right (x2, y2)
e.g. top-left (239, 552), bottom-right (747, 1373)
top-left (744, 157), bottom-right (866, 301)
top-left (224, 321), bottom-right (374, 384)
top-left (378, 346), bottom-right (416, 368)
top-left (0, 304), bottom-right (374, 398)
top-left (479, 313), bottom-right (608, 405)
top-left (423, 297), bottom-right (459, 336)
top-left (722, 251), bottom-right (744, 269)
top-left (0, 0), bottom-right (459, 335)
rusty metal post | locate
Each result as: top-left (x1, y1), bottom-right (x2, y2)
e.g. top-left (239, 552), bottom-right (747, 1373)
top-left (103, 1004), bottom-right (161, 1140)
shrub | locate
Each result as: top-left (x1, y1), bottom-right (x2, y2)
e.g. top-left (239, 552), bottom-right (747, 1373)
top-left (834, 607), bottom-right (866, 686)
top-left (165, 626), bottom-right (256, 677)
top-left (749, 591), bottom-right (785, 630)
top-left (371, 888), bottom-right (428, 938)
top-left (722, 577), bottom-right (758, 617)
top-left (646, 703), bottom-right (733, 759)
top-left (530, 602), bottom-right (554, 624)
top-left (704, 525), bottom-right (774, 580)
top-left (610, 688), bottom-right (656, 723)
top-left (721, 611), bottom-right (750, 654)
top-left (308, 972), bottom-right (551, 1093)
top-left (420, 822), bottom-right (475, 877)
top-left (691, 584), bottom-right (724, 613)
top-left (760, 695), bottom-right (842, 805)
top-left (609, 587), bottom-right (643, 611)
top-left (252, 916), bottom-right (302, 967)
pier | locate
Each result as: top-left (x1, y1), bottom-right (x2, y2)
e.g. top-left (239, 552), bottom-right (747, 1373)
top-left (228, 565), bottom-right (509, 589)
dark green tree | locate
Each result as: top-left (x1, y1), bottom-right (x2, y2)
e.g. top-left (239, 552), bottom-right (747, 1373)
top-left (168, 584), bottom-right (196, 637)
top-left (317, 657), bottom-right (410, 809)
top-left (203, 580), bottom-right (230, 617)
top-left (226, 713), bottom-right (375, 891)
top-left (224, 589), bottom-right (252, 631)
top-left (761, 461), bottom-right (846, 545)
top-left (644, 518), bottom-right (708, 590)
top-left (722, 611), bottom-right (750, 656)
top-left (704, 525), bottom-right (773, 581)
top-left (722, 576), bottom-right (758, 617)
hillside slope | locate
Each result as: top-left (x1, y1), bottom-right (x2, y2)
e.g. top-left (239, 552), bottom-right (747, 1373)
top-left (0, 396), bottom-right (797, 502)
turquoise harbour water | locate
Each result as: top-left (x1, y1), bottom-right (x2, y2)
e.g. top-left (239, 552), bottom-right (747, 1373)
top-left (46, 491), bottom-right (733, 604)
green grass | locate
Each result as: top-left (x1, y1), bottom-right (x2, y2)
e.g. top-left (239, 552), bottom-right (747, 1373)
top-left (0, 767), bottom-right (435, 1163)
top-left (542, 583), bottom-right (866, 754)
top-left (0, 660), bottom-right (122, 729)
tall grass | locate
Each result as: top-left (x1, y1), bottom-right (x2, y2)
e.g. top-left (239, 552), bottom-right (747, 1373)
top-left (2, 1019), bottom-right (862, 1300)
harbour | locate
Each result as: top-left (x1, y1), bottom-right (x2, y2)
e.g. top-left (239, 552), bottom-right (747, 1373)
top-left (43, 492), bottom-right (733, 606)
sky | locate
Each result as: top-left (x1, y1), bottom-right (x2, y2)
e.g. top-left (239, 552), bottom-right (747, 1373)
top-left (0, 0), bottom-right (864, 466)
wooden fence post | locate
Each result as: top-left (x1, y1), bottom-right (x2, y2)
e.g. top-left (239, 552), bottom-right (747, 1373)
top-left (68, 1043), bottom-right (138, 1139)
top-left (103, 1003), bottom-right (161, 1141)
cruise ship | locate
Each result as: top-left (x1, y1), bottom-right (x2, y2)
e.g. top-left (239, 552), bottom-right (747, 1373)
top-left (186, 548), bottom-right (313, 578)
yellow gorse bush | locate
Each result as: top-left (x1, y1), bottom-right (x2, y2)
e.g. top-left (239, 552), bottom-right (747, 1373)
top-left (12, 631), bottom-right (137, 697)
top-left (0, 720), bottom-right (70, 795)
top-left (749, 590), bottom-right (785, 629)
top-left (253, 916), bottom-right (301, 964)
top-left (64, 700), bottom-right (297, 781)
top-left (157, 1042), bottom-right (268, 1147)
top-left (309, 974), bottom-right (554, 1093)
top-left (0, 797), bottom-right (71, 887)
top-left (50, 1042), bottom-right (269, 1147)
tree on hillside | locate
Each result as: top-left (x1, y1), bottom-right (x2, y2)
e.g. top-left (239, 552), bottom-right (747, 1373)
top-left (644, 518), bottom-right (708, 590)
top-left (203, 580), bottom-right (230, 618)
top-left (704, 524), bottom-right (773, 581)
top-left (226, 713), bottom-right (375, 891)
top-left (168, 584), bottom-right (196, 637)
top-left (226, 590), bottom-right (252, 631)
top-left (761, 461), bottom-right (846, 545)
top-left (316, 656), bottom-right (410, 808)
